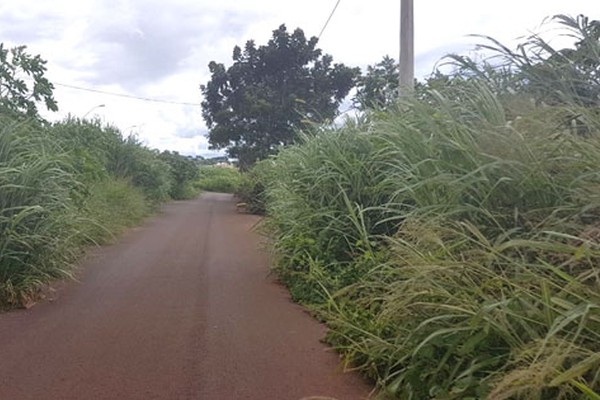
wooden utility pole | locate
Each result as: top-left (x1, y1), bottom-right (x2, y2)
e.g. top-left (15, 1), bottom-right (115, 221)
top-left (399, 0), bottom-right (414, 93)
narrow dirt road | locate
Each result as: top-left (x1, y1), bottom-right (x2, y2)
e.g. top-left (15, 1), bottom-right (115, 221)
top-left (0, 193), bottom-right (372, 400)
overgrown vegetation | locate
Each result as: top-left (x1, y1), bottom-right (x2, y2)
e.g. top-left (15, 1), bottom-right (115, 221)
top-left (0, 45), bottom-right (200, 308)
top-left (196, 165), bottom-right (241, 194)
top-left (159, 150), bottom-right (200, 200)
top-left (253, 15), bottom-right (600, 398)
top-left (0, 116), bottom-right (200, 308)
top-left (3, 13), bottom-right (600, 397)
top-left (235, 160), bottom-right (270, 214)
top-left (0, 117), bottom-right (81, 306)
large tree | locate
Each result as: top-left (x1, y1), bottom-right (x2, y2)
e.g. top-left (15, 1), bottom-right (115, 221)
top-left (201, 25), bottom-right (359, 169)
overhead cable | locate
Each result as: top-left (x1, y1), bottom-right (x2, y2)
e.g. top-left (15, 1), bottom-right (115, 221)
top-left (318, 0), bottom-right (342, 40)
top-left (54, 82), bottom-right (202, 106)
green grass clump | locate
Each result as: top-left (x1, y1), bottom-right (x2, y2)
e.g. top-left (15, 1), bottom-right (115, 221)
top-left (260, 79), bottom-right (600, 398)
top-left (158, 151), bottom-right (200, 200)
top-left (235, 159), bottom-right (275, 214)
top-left (0, 118), bottom-right (81, 306)
top-left (196, 165), bottom-right (241, 193)
top-left (0, 116), bottom-right (198, 308)
top-left (49, 118), bottom-right (174, 204)
top-left (78, 178), bottom-right (151, 243)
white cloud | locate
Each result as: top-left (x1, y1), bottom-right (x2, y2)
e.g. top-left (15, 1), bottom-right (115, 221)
top-left (2, 0), bottom-right (598, 156)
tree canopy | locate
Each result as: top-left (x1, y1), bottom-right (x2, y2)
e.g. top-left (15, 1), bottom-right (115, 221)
top-left (201, 25), bottom-right (359, 169)
top-left (0, 44), bottom-right (57, 118)
top-left (354, 55), bottom-right (400, 110)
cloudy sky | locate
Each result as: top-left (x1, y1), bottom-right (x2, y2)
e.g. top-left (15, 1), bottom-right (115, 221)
top-left (1, 1), bottom-right (597, 157)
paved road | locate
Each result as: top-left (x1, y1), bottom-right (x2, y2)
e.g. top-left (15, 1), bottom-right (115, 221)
top-left (0, 193), bottom-right (372, 400)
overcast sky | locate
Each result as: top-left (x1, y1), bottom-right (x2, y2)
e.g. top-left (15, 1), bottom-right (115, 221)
top-left (1, 1), bottom-right (598, 157)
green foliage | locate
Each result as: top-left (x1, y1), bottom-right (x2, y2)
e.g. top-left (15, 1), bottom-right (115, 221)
top-left (201, 24), bottom-right (359, 169)
top-left (196, 165), bottom-right (241, 194)
top-left (50, 119), bottom-right (173, 203)
top-left (447, 14), bottom-right (600, 109)
top-left (102, 135), bottom-right (171, 203)
top-left (49, 117), bottom-right (118, 182)
top-left (0, 43), bottom-right (57, 118)
top-left (0, 117), bottom-right (80, 306)
top-left (235, 159), bottom-right (272, 215)
top-left (260, 59), bottom-right (600, 399)
top-left (158, 150), bottom-right (200, 199)
top-left (354, 55), bottom-right (400, 110)
top-left (0, 115), bottom-right (183, 308)
top-left (78, 179), bottom-right (151, 243)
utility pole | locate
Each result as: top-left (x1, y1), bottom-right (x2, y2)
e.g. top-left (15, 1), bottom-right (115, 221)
top-left (399, 0), bottom-right (414, 93)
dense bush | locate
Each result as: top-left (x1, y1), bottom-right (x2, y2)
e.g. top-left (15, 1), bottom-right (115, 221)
top-left (0, 117), bottom-right (81, 305)
top-left (78, 179), bottom-right (151, 243)
top-left (257, 16), bottom-right (600, 398)
top-left (261, 82), bottom-right (600, 399)
top-left (0, 116), bottom-right (199, 308)
top-left (158, 150), bottom-right (200, 200)
top-left (235, 160), bottom-right (271, 214)
top-left (49, 118), bottom-right (180, 204)
top-left (196, 165), bottom-right (241, 194)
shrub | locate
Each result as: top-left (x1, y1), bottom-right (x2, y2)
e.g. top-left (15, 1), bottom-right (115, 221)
top-left (196, 165), bottom-right (241, 194)
top-left (158, 151), bottom-right (200, 200)
top-left (235, 159), bottom-right (273, 214)
top-left (78, 178), bottom-right (151, 243)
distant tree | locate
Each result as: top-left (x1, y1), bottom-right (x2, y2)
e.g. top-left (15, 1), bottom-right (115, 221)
top-left (0, 44), bottom-right (57, 118)
top-left (201, 25), bottom-right (359, 169)
top-left (197, 156), bottom-right (229, 166)
top-left (354, 56), bottom-right (400, 110)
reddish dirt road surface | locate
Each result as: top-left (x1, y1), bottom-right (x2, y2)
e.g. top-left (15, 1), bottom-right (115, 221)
top-left (0, 193), bottom-right (373, 400)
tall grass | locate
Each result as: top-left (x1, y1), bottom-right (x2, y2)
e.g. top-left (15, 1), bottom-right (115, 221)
top-left (0, 116), bottom-right (196, 308)
top-left (78, 179), bottom-right (151, 244)
top-left (196, 165), bottom-right (241, 194)
top-left (260, 77), bottom-right (600, 398)
top-left (49, 118), bottom-right (173, 203)
top-left (0, 117), bottom-right (81, 306)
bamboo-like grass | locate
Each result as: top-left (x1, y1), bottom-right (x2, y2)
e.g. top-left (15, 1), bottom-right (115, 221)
top-left (0, 117), bottom-right (81, 306)
top-left (0, 116), bottom-right (189, 308)
top-left (262, 73), bottom-right (600, 398)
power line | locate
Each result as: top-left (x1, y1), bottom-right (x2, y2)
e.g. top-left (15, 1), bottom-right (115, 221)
top-left (318, 0), bottom-right (342, 40)
top-left (54, 82), bottom-right (202, 107)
